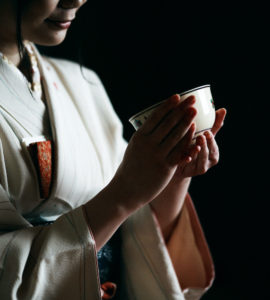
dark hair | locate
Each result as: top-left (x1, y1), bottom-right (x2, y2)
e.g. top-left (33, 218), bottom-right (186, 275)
top-left (15, 0), bottom-right (26, 60)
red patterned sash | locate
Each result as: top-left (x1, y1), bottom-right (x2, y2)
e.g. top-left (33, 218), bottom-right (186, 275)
top-left (28, 140), bottom-right (53, 199)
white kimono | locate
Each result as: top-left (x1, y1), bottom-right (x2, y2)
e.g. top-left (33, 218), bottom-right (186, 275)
top-left (0, 43), bottom-right (214, 300)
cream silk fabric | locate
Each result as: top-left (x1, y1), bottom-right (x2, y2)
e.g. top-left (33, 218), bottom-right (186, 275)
top-left (0, 43), bottom-right (214, 299)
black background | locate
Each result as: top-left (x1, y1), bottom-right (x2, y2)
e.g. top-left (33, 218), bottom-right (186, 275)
top-left (39, 1), bottom-right (268, 299)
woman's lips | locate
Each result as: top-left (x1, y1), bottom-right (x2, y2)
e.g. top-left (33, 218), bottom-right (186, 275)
top-left (45, 19), bottom-right (72, 29)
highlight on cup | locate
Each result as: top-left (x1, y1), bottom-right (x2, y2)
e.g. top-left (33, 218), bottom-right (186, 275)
top-left (129, 85), bottom-right (216, 140)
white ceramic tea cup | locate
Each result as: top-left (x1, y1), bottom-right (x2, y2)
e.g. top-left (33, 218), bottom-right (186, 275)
top-left (129, 84), bottom-right (216, 140)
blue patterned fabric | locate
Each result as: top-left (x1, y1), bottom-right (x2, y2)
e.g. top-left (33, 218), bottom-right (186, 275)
top-left (97, 228), bottom-right (122, 285)
top-left (28, 219), bottom-right (122, 293)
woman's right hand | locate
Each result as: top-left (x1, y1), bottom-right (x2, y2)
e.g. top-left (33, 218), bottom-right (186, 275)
top-left (111, 94), bottom-right (197, 211)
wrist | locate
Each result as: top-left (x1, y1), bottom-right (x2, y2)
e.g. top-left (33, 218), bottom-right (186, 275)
top-left (170, 175), bottom-right (191, 188)
top-left (106, 175), bottom-right (142, 215)
top-left (83, 179), bottom-right (137, 251)
top-left (150, 176), bottom-right (191, 242)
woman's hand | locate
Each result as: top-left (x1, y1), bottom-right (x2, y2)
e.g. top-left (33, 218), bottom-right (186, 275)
top-left (111, 94), bottom-right (198, 212)
top-left (84, 94), bottom-right (198, 250)
top-left (150, 107), bottom-right (227, 241)
top-left (174, 108), bottom-right (227, 179)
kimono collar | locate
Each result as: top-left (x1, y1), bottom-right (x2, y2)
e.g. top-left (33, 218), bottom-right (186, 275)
top-left (0, 42), bottom-right (52, 138)
top-left (0, 41), bottom-right (43, 100)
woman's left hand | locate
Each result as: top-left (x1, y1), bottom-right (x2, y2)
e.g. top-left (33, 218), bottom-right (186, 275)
top-left (150, 108), bottom-right (227, 241)
top-left (174, 108), bottom-right (227, 179)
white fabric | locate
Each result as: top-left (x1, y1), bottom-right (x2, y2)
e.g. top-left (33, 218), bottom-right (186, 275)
top-left (121, 205), bottom-right (185, 300)
top-left (0, 43), bottom-right (213, 299)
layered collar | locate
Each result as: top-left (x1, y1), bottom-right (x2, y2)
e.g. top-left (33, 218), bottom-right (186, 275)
top-left (0, 41), bottom-right (43, 100)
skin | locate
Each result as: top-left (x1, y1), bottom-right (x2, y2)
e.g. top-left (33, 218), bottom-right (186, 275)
top-left (150, 107), bottom-right (226, 241)
top-left (0, 0), bottom-right (227, 290)
top-left (0, 0), bottom-right (87, 66)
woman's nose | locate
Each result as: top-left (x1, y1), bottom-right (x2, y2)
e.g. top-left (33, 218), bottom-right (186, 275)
top-left (59, 0), bottom-right (87, 9)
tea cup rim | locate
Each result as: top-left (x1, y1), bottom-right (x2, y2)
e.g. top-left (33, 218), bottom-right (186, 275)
top-left (129, 84), bottom-right (211, 122)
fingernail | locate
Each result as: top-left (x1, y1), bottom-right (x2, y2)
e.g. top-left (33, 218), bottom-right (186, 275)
top-left (186, 156), bottom-right (192, 163)
top-left (169, 94), bottom-right (180, 105)
top-left (174, 94), bottom-right (180, 100)
top-left (188, 96), bottom-right (196, 104)
top-left (189, 110), bottom-right (195, 116)
top-left (199, 135), bottom-right (205, 145)
top-left (189, 108), bottom-right (197, 117)
top-left (204, 131), bottom-right (211, 139)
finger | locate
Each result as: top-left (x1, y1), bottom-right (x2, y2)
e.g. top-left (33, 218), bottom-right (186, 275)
top-left (152, 95), bottom-right (196, 143)
top-left (139, 94), bottom-right (180, 135)
top-left (178, 142), bottom-right (201, 173)
top-left (204, 131), bottom-right (219, 166)
top-left (166, 122), bottom-right (195, 165)
top-left (182, 122), bottom-right (196, 149)
top-left (195, 135), bottom-right (209, 174)
top-left (161, 106), bottom-right (197, 156)
top-left (179, 123), bottom-right (197, 163)
top-left (211, 108), bottom-right (227, 136)
top-left (186, 145), bottom-right (201, 162)
top-left (181, 123), bottom-right (201, 162)
top-left (211, 108), bottom-right (226, 136)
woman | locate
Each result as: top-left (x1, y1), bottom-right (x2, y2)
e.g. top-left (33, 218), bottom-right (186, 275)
top-left (0, 1), bottom-right (226, 299)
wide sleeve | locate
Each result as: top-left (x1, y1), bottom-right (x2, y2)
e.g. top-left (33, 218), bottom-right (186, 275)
top-left (0, 189), bottom-right (101, 300)
top-left (120, 194), bottom-right (214, 300)
top-left (166, 194), bottom-right (215, 299)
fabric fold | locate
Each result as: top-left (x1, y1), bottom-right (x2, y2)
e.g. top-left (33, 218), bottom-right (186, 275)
top-left (121, 193), bottom-right (215, 300)
top-left (0, 206), bottom-right (101, 300)
top-left (121, 204), bottom-right (185, 300)
top-left (166, 194), bottom-right (215, 299)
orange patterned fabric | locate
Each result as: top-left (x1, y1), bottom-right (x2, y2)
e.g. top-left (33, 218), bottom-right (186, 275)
top-left (101, 282), bottom-right (117, 299)
top-left (28, 140), bottom-right (53, 199)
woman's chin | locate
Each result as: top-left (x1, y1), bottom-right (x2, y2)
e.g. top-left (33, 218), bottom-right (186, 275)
top-left (32, 33), bottom-right (67, 47)
top-left (23, 22), bottom-right (70, 47)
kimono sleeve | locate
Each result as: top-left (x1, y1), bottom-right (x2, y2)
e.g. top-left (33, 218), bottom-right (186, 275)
top-left (0, 191), bottom-right (101, 300)
top-left (120, 194), bottom-right (215, 300)
top-left (166, 194), bottom-right (215, 299)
